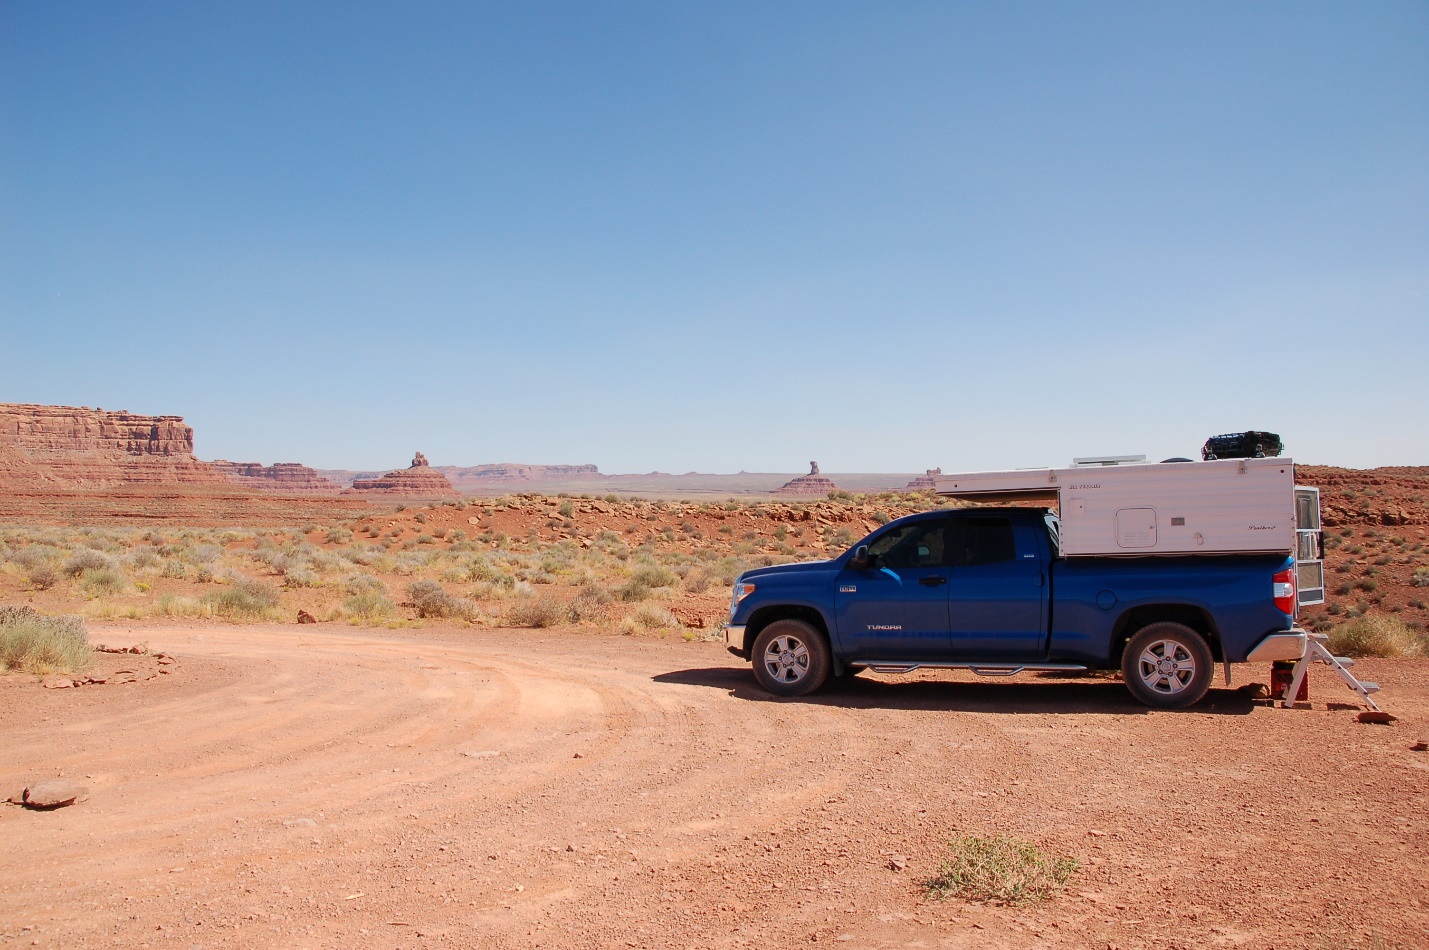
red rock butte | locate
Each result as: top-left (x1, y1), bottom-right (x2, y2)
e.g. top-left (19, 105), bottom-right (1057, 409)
top-left (0, 403), bottom-right (228, 489)
top-left (774, 461), bottom-right (840, 496)
top-left (904, 468), bottom-right (942, 490)
top-left (348, 452), bottom-right (459, 497)
top-left (209, 461), bottom-right (343, 495)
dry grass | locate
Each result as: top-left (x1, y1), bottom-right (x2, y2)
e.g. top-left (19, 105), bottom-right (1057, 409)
top-left (0, 606), bottom-right (92, 675)
top-left (1327, 615), bottom-right (1426, 658)
top-left (924, 834), bottom-right (1077, 905)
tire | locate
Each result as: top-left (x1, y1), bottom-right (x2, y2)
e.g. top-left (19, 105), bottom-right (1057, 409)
top-left (1121, 622), bottom-right (1214, 709)
top-left (750, 619), bottom-right (830, 697)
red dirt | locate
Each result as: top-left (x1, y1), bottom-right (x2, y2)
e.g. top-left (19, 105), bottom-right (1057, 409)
top-left (2, 623), bottom-right (1426, 948)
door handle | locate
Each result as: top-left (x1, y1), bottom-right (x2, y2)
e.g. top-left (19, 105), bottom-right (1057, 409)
top-left (919, 576), bottom-right (947, 587)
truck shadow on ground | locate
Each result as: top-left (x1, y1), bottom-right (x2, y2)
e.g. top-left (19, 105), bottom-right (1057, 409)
top-left (652, 667), bottom-right (1257, 716)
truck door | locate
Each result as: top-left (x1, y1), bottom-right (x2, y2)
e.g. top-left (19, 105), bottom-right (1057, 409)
top-left (948, 514), bottom-right (1047, 660)
top-left (833, 518), bottom-right (953, 661)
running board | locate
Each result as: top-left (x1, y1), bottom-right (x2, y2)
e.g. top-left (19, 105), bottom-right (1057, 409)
top-left (860, 662), bottom-right (1089, 676)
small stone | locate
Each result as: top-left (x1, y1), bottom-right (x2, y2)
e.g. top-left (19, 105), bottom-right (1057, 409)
top-left (297, 610), bottom-right (317, 624)
top-left (156, 656), bottom-right (175, 665)
top-left (41, 677), bottom-right (72, 689)
top-left (283, 818), bottom-right (318, 828)
top-left (887, 856), bottom-right (907, 871)
top-left (573, 752), bottom-right (584, 759)
top-left (459, 750), bottom-right (500, 758)
top-left (22, 779), bottom-right (89, 809)
top-left (1411, 739), bottom-right (1428, 752)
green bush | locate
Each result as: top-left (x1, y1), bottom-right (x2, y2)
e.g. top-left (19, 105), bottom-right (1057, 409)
top-left (80, 567), bottom-right (129, 597)
top-left (341, 590), bottom-right (396, 622)
top-left (326, 527), bottom-right (353, 544)
top-left (203, 578), bottom-right (281, 619)
top-left (0, 606), bottom-right (91, 675)
top-left (925, 834), bottom-right (1077, 905)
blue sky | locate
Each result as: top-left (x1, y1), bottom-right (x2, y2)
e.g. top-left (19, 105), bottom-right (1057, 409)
top-left (3, 2), bottom-right (1425, 473)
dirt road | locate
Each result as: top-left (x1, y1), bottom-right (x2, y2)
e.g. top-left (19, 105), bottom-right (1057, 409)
top-left (3, 624), bottom-right (1427, 949)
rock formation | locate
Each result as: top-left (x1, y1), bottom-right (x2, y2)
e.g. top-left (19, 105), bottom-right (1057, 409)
top-left (209, 461), bottom-right (343, 495)
top-left (349, 452), bottom-right (459, 497)
top-left (774, 461), bottom-right (841, 496)
top-left (904, 468), bottom-right (942, 490)
top-left (0, 403), bottom-right (228, 488)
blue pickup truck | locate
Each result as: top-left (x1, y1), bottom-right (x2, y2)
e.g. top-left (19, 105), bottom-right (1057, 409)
top-left (723, 507), bottom-right (1306, 708)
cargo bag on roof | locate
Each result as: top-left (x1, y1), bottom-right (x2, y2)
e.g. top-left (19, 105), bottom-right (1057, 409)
top-left (1202, 431), bottom-right (1283, 461)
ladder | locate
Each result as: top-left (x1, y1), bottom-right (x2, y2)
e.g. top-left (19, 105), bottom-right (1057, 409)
top-left (1281, 631), bottom-right (1382, 712)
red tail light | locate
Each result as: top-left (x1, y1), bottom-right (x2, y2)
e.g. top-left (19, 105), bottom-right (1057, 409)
top-left (1272, 567), bottom-right (1297, 616)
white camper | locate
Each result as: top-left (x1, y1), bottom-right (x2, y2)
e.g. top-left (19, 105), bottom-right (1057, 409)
top-left (934, 458), bottom-right (1325, 604)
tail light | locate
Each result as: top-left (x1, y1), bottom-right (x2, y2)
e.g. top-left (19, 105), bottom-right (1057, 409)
top-left (1272, 567), bottom-right (1297, 616)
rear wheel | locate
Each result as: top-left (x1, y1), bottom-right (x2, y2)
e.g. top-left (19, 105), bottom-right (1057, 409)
top-left (751, 620), bottom-right (830, 697)
top-left (1121, 622), bottom-right (1213, 709)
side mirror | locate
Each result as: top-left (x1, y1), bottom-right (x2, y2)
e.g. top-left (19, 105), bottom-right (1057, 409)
top-left (848, 545), bottom-right (870, 571)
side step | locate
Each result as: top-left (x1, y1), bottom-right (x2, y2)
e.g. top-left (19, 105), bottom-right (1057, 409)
top-left (861, 661), bottom-right (1088, 676)
top-left (1282, 631), bottom-right (1382, 711)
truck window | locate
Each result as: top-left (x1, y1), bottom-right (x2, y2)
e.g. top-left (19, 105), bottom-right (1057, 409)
top-left (962, 517), bottom-right (1016, 566)
top-left (867, 521), bottom-right (947, 569)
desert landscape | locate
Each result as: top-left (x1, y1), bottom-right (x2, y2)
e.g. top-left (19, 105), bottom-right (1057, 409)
top-left (2, 402), bottom-right (1428, 949)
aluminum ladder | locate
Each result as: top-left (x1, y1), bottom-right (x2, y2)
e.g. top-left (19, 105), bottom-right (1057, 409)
top-left (1280, 630), bottom-right (1381, 712)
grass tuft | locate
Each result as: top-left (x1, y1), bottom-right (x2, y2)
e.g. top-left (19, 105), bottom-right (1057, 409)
top-left (0, 606), bottom-right (92, 675)
top-left (924, 834), bottom-right (1077, 905)
top-left (1326, 615), bottom-right (1426, 658)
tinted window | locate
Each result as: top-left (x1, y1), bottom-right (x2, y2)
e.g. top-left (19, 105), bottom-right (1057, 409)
top-left (962, 517), bottom-right (1016, 566)
top-left (867, 521), bottom-right (947, 569)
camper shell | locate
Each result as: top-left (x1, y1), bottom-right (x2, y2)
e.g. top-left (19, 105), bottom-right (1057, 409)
top-left (935, 457), bottom-right (1325, 605)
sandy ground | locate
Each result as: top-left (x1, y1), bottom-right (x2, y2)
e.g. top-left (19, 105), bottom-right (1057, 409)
top-left (2, 624), bottom-right (1427, 950)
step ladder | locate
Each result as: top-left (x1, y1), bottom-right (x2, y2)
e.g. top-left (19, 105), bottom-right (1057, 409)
top-left (1281, 631), bottom-right (1382, 711)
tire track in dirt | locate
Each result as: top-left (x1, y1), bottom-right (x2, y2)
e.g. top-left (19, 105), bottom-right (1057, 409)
top-left (2, 627), bottom-right (1427, 949)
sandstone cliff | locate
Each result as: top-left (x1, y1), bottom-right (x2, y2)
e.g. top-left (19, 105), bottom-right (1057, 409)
top-left (0, 403), bottom-right (228, 488)
top-left (209, 461), bottom-right (344, 495)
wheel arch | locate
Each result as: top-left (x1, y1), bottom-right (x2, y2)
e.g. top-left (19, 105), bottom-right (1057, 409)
top-left (1110, 603), bottom-right (1222, 664)
top-left (743, 604), bottom-right (832, 660)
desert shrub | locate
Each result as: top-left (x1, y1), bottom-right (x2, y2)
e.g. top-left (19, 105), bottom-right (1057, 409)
top-left (195, 566), bottom-right (214, 583)
top-left (630, 603), bottom-right (681, 629)
top-left (0, 606), bottom-right (91, 675)
top-left (341, 590), bottom-right (396, 622)
top-left (203, 578), bottom-right (281, 620)
top-left (924, 834), bottom-right (1077, 905)
top-left (1327, 616), bottom-right (1426, 658)
top-left (343, 573), bottom-right (386, 595)
top-left (189, 544), bottom-right (223, 564)
top-left (27, 563), bottom-right (60, 590)
top-left (571, 585), bottom-right (612, 623)
top-left (617, 578), bottom-right (652, 602)
top-left (153, 594), bottom-right (209, 618)
top-left (1412, 568), bottom-right (1429, 588)
top-left (326, 527), bottom-right (353, 544)
top-left (407, 580), bottom-right (477, 620)
top-left (283, 567), bottom-right (320, 588)
top-left (160, 559), bottom-right (188, 579)
top-left (124, 548), bottom-right (161, 571)
top-left (414, 512), bottom-right (428, 524)
top-left (64, 548), bottom-right (113, 576)
top-left (504, 594), bottom-right (571, 628)
top-left (683, 568), bottom-right (713, 593)
top-left (80, 567), bottom-right (128, 597)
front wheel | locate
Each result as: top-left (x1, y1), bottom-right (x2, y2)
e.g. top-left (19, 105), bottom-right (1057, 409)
top-left (751, 620), bottom-right (830, 697)
top-left (1121, 622), bottom-right (1214, 709)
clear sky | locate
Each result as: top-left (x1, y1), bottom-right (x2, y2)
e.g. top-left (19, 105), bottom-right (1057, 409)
top-left (3, 2), bottom-right (1426, 474)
